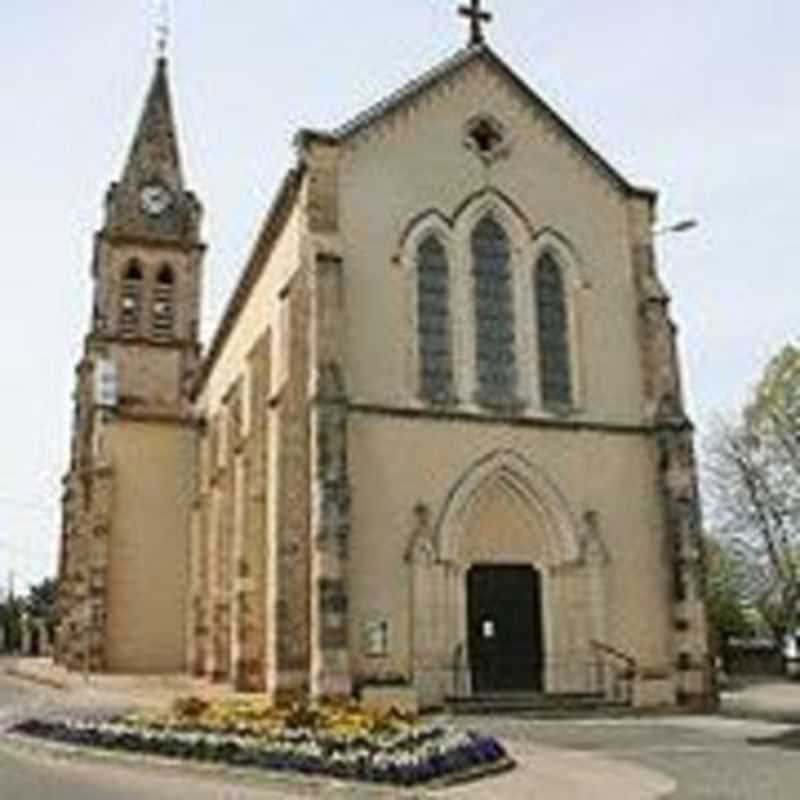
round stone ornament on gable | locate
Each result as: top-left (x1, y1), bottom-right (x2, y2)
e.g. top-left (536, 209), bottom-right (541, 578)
top-left (464, 114), bottom-right (510, 163)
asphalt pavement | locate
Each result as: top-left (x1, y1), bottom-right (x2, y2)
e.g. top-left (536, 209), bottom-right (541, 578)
top-left (4, 667), bottom-right (800, 799)
top-left (474, 714), bottom-right (800, 800)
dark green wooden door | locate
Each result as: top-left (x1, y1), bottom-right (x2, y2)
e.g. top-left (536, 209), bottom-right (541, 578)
top-left (467, 564), bottom-right (543, 692)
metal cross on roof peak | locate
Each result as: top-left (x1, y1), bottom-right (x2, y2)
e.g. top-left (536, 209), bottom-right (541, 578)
top-left (156, 0), bottom-right (170, 58)
top-left (459, 0), bottom-right (493, 47)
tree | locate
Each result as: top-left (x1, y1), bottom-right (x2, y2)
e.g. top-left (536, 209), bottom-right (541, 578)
top-left (0, 577), bottom-right (58, 653)
top-left (24, 577), bottom-right (58, 633)
top-left (705, 534), bottom-right (754, 650)
top-left (706, 344), bottom-right (800, 647)
top-left (0, 594), bottom-right (22, 652)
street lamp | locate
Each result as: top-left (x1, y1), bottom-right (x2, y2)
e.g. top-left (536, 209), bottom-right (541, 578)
top-left (654, 219), bottom-right (699, 237)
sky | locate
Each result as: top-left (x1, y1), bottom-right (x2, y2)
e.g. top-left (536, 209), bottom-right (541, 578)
top-left (0, 1), bottom-right (798, 596)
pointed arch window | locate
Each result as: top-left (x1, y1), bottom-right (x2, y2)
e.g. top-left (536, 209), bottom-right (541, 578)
top-left (535, 252), bottom-right (572, 408)
top-left (472, 216), bottom-right (517, 406)
top-left (152, 264), bottom-right (175, 340)
top-left (119, 260), bottom-right (143, 336)
top-left (416, 234), bottom-right (453, 403)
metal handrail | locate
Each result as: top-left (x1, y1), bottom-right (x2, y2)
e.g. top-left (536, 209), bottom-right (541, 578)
top-left (590, 640), bottom-right (637, 676)
top-left (590, 640), bottom-right (637, 705)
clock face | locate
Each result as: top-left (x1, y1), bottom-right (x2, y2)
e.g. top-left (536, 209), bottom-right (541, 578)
top-left (139, 183), bottom-right (172, 217)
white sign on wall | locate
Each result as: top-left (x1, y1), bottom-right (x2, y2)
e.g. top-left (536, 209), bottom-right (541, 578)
top-left (94, 358), bottom-right (118, 409)
top-left (363, 620), bottom-right (390, 657)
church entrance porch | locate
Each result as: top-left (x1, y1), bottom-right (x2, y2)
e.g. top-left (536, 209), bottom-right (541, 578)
top-left (467, 564), bottom-right (544, 693)
top-left (405, 450), bottom-right (613, 708)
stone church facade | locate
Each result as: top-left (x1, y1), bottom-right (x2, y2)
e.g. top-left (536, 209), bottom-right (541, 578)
top-left (57, 34), bottom-right (713, 709)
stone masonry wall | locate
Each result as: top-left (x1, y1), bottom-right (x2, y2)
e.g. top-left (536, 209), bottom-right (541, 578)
top-left (231, 331), bottom-right (272, 691)
top-left (629, 197), bottom-right (714, 708)
top-left (268, 270), bottom-right (312, 698)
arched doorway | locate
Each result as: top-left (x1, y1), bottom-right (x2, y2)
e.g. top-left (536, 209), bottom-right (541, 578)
top-left (467, 563), bottom-right (545, 692)
top-left (407, 451), bottom-right (610, 704)
top-left (408, 449), bottom-right (610, 703)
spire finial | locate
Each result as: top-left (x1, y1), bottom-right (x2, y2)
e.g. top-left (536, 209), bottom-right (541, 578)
top-left (155, 0), bottom-right (170, 58)
top-left (458, 0), bottom-right (493, 47)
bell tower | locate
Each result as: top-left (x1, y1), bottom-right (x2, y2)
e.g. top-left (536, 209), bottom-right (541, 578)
top-left (57, 55), bottom-right (205, 674)
top-left (92, 55), bottom-right (204, 410)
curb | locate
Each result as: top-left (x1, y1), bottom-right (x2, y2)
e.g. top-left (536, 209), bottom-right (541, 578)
top-left (2, 665), bottom-right (70, 692)
top-left (0, 730), bottom-right (515, 797)
top-left (0, 732), bottom-right (367, 796)
top-left (719, 707), bottom-right (800, 726)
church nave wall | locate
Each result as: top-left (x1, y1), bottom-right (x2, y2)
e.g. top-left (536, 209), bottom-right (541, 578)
top-left (191, 262), bottom-right (314, 698)
top-left (191, 184), bottom-right (308, 695)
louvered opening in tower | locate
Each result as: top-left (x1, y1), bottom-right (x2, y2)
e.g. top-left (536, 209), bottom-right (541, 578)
top-left (120, 261), bottom-right (143, 337)
top-left (152, 264), bottom-right (175, 340)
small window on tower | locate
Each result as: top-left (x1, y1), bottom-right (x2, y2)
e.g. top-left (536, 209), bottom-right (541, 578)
top-left (152, 264), bottom-right (175, 340)
top-left (119, 260), bottom-right (143, 337)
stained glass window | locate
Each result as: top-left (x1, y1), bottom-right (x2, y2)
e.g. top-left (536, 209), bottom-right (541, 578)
top-left (417, 235), bottom-right (453, 403)
top-left (535, 253), bottom-right (572, 408)
top-left (472, 216), bottom-right (517, 406)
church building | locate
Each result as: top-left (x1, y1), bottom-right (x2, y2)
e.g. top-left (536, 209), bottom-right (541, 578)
top-left (57, 6), bottom-right (713, 709)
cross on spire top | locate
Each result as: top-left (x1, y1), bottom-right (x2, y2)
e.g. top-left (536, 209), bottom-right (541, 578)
top-left (155, 0), bottom-right (170, 58)
top-left (459, 0), bottom-right (493, 47)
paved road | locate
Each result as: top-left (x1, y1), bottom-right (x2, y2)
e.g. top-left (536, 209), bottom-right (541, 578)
top-left (474, 715), bottom-right (800, 800)
top-left (0, 674), bottom-right (293, 799)
top-left (3, 671), bottom-right (800, 799)
top-left (0, 671), bottom-right (383, 800)
top-left (0, 669), bottom-right (62, 728)
top-left (0, 745), bottom-right (328, 800)
top-left (0, 668), bottom-right (362, 800)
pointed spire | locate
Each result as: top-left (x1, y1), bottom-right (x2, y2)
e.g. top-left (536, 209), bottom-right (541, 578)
top-left (120, 56), bottom-right (184, 192)
top-left (104, 55), bottom-right (201, 245)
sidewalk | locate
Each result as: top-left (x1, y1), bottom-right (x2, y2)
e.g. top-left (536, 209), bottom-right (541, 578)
top-left (1, 657), bottom-right (232, 711)
top-left (438, 744), bottom-right (674, 800)
top-left (0, 658), bottom-right (676, 799)
top-left (721, 680), bottom-right (800, 723)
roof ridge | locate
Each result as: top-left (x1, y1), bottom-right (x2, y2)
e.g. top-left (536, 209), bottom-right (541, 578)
top-left (298, 43), bottom-right (652, 198)
top-left (331, 45), bottom-right (483, 140)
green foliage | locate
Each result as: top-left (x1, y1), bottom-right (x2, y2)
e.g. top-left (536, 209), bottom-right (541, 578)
top-left (705, 536), bottom-right (753, 642)
top-left (748, 344), bottom-right (800, 431)
top-left (25, 577), bottom-right (58, 630)
top-left (0, 577), bottom-right (58, 651)
top-left (706, 344), bottom-right (800, 646)
top-left (0, 595), bottom-right (23, 651)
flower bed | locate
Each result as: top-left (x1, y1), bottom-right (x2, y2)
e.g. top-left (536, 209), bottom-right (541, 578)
top-left (12, 698), bottom-right (512, 787)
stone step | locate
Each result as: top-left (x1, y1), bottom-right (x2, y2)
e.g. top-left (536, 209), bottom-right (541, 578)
top-left (445, 692), bottom-right (629, 715)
